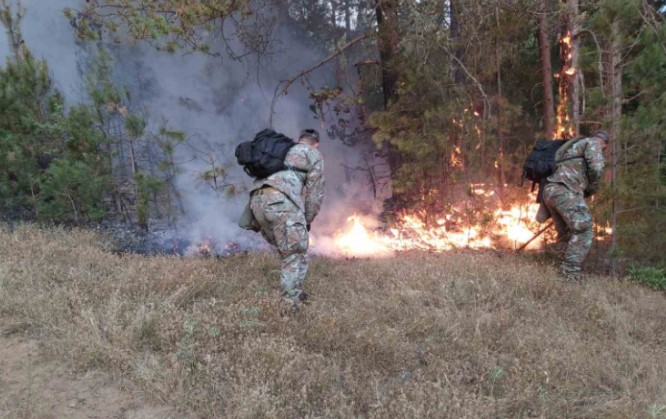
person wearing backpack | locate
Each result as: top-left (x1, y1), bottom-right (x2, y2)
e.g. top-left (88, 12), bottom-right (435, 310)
top-left (239, 128), bottom-right (325, 311)
top-left (542, 130), bottom-right (608, 281)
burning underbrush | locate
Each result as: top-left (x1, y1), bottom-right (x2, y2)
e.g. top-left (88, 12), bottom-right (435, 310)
top-left (0, 225), bottom-right (664, 418)
top-left (105, 184), bottom-right (612, 261)
top-left (312, 184), bottom-right (611, 258)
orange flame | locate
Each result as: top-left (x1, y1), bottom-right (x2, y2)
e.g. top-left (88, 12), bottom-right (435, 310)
top-left (333, 215), bottom-right (392, 257)
top-left (326, 185), bottom-right (545, 257)
top-left (451, 146), bottom-right (463, 168)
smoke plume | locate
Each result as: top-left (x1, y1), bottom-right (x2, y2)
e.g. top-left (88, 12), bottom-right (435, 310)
top-left (0, 0), bottom-right (384, 255)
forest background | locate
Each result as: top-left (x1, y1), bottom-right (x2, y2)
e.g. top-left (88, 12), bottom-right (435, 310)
top-left (0, 0), bottom-right (664, 269)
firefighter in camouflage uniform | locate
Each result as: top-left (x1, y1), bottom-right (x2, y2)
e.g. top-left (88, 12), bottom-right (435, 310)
top-left (248, 129), bottom-right (325, 309)
top-left (543, 131), bottom-right (608, 280)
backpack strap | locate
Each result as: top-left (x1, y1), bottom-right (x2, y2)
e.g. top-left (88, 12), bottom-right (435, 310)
top-left (285, 163), bottom-right (308, 174)
top-left (556, 155), bottom-right (584, 164)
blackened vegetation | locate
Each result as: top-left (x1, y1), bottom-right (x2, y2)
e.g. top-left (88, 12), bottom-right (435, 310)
top-left (105, 224), bottom-right (250, 257)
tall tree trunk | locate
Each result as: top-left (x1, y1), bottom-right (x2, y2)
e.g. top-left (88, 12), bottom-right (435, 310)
top-left (537, 0), bottom-right (555, 139)
top-left (129, 140), bottom-right (147, 231)
top-left (344, 0), bottom-right (351, 38)
top-left (449, 0), bottom-right (465, 85)
top-left (495, 4), bottom-right (506, 192)
top-left (607, 19), bottom-right (622, 274)
top-left (375, 0), bottom-right (402, 207)
top-left (375, 0), bottom-right (399, 107)
top-left (569, 0), bottom-right (580, 136)
top-left (557, 0), bottom-right (579, 138)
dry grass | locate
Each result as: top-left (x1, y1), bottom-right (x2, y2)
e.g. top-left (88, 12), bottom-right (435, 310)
top-left (0, 224), bottom-right (665, 418)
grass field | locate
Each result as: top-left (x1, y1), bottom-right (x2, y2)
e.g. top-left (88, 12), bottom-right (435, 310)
top-left (1, 225), bottom-right (665, 418)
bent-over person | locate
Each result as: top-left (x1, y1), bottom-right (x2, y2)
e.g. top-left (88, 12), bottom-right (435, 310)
top-left (247, 129), bottom-right (325, 310)
top-left (542, 131), bottom-right (608, 280)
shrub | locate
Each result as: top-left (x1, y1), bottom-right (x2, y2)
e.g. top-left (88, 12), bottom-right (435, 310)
top-left (628, 265), bottom-right (666, 290)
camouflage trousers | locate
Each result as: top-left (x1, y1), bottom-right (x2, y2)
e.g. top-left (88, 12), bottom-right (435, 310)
top-left (250, 187), bottom-right (309, 300)
top-left (543, 182), bottom-right (594, 278)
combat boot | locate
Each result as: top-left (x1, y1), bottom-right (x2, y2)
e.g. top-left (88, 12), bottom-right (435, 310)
top-left (297, 291), bottom-right (309, 304)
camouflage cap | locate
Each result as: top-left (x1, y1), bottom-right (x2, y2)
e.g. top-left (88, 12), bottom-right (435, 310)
top-left (299, 128), bottom-right (320, 142)
top-left (591, 130), bottom-right (609, 143)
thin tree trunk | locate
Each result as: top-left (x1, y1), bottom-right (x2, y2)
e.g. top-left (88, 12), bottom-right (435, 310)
top-left (129, 140), bottom-right (147, 231)
top-left (569, 0), bottom-right (580, 136)
top-left (609, 19), bottom-right (622, 275)
top-left (557, 0), bottom-right (579, 138)
top-left (449, 0), bottom-right (465, 85)
top-left (344, 0), bottom-right (351, 37)
top-left (375, 0), bottom-right (402, 200)
top-left (375, 0), bottom-right (399, 108)
top-left (495, 4), bottom-right (506, 192)
top-left (537, 0), bottom-right (555, 139)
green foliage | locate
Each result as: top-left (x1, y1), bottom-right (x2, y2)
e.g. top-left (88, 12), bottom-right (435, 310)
top-left (135, 172), bottom-right (165, 229)
top-left (124, 114), bottom-right (146, 139)
top-left (582, 3), bottom-right (666, 266)
top-left (367, 1), bottom-right (533, 211)
top-left (73, 1), bottom-right (255, 55)
top-left (628, 265), bottom-right (666, 290)
top-left (38, 159), bottom-right (108, 223)
top-left (80, 47), bottom-right (186, 227)
top-left (0, 34), bottom-right (183, 227)
top-left (0, 49), bottom-right (109, 222)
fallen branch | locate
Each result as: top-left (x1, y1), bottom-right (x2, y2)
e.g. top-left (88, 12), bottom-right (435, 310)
top-left (516, 221), bottom-right (553, 252)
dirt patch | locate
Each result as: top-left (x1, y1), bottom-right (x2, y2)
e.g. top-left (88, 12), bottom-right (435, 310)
top-left (0, 328), bottom-right (183, 419)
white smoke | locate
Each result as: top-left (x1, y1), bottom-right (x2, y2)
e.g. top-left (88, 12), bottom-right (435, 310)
top-left (0, 0), bottom-right (386, 255)
top-left (0, 0), bottom-right (81, 98)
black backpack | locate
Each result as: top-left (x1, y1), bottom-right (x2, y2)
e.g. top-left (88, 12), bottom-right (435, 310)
top-left (235, 129), bottom-right (297, 179)
top-left (521, 139), bottom-right (568, 189)
top-left (522, 138), bottom-right (586, 203)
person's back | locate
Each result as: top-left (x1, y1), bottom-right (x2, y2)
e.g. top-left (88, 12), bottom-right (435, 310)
top-left (547, 136), bottom-right (605, 196)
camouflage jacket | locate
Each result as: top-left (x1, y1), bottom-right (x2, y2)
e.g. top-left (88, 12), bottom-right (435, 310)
top-left (547, 137), bottom-right (605, 196)
top-left (250, 142), bottom-right (325, 223)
